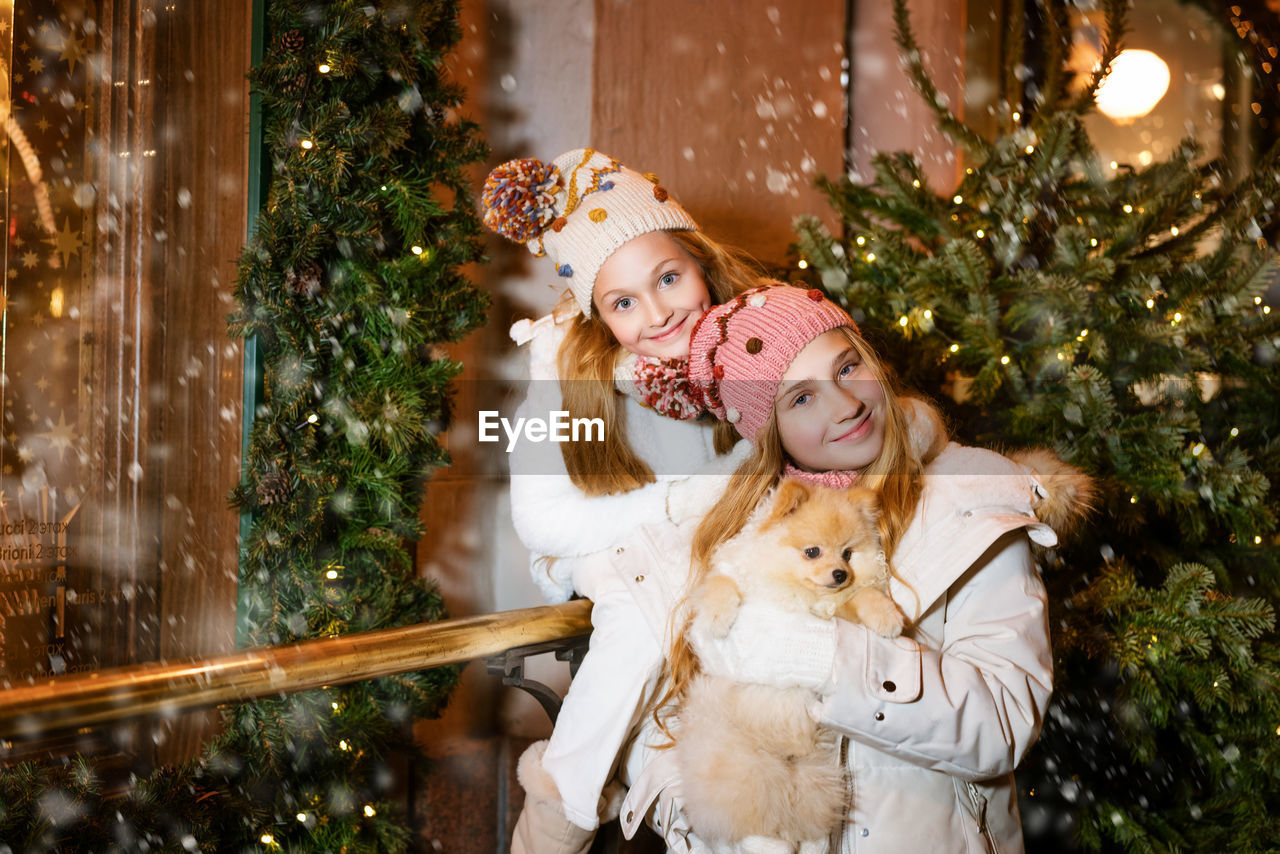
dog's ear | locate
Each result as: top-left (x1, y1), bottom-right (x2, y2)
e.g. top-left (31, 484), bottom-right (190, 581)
top-left (845, 486), bottom-right (881, 532)
top-left (763, 477), bottom-right (812, 527)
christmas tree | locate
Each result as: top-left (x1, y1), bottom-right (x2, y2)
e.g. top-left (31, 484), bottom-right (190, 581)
top-left (0, 1), bottom-right (487, 850)
top-left (796, 1), bottom-right (1279, 850)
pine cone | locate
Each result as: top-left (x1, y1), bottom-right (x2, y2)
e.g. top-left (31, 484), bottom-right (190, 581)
top-left (279, 74), bottom-right (308, 99)
top-left (279, 29), bottom-right (305, 54)
top-left (285, 260), bottom-right (323, 298)
top-left (257, 470), bottom-right (292, 506)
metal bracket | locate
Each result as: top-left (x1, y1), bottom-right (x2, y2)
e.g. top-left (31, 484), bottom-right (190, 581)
top-left (486, 633), bottom-right (591, 724)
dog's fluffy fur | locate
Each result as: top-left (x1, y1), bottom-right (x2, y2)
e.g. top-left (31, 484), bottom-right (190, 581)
top-left (675, 480), bottom-right (904, 849)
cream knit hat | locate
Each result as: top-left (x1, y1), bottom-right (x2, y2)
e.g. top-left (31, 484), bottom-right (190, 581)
top-left (481, 148), bottom-right (698, 316)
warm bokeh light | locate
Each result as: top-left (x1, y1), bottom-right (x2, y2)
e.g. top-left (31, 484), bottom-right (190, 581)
top-left (1095, 49), bottom-right (1171, 123)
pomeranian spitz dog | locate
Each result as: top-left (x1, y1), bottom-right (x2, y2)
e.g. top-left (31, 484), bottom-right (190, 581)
top-left (675, 479), bottom-right (904, 853)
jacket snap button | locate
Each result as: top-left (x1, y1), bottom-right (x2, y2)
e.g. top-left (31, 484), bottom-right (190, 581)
top-left (616, 546), bottom-right (625, 554)
top-left (861, 828), bottom-right (869, 837)
top-left (626, 810), bottom-right (634, 823)
top-left (882, 680), bottom-right (896, 693)
top-left (635, 575), bottom-right (645, 583)
top-left (874, 712), bottom-right (884, 721)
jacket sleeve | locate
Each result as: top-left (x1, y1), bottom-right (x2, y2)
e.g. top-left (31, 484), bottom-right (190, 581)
top-left (507, 316), bottom-right (678, 560)
top-left (814, 531), bottom-right (1053, 781)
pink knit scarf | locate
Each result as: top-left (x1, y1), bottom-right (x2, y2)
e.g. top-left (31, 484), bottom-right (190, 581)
top-left (782, 463), bottom-right (860, 489)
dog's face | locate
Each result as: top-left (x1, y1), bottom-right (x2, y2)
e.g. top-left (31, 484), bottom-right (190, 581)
top-left (750, 479), bottom-right (883, 598)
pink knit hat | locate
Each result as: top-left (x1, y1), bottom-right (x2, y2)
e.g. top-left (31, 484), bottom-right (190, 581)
top-left (687, 284), bottom-right (856, 445)
top-left (480, 148), bottom-right (698, 316)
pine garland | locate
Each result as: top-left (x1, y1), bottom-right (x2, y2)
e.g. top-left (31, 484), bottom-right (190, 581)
top-left (0, 2), bottom-right (486, 850)
top-left (796, 1), bottom-right (1279, 850)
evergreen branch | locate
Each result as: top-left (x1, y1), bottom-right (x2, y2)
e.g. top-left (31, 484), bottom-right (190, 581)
top-left (891, 0), bottom-right (992, 158)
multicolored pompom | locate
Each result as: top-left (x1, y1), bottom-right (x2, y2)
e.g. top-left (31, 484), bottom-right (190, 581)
top-left (481, 158), bottom-right (562, 244)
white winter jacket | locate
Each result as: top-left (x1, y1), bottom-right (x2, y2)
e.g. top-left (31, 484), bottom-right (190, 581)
top-left (507, 313), bottom-right (731, 603)
top-left (618, 443), bottom-right (1058, 854)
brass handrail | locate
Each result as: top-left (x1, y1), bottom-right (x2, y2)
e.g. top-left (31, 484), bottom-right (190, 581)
top-left (0, 600), bottom-right (593, 740)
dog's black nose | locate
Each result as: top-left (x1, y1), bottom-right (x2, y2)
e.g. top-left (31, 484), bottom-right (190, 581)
top-left (832, 569), bottom-right (848, 585)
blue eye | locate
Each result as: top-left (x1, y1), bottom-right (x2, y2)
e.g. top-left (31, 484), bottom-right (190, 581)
top-left (615, 297), bottom-right (635, 311)
top-left (838, 361), bottom-right (860, 379)
top-left (659, 272), bottom-right (677, 287)
top-left (793, 392), bottom-right (812, 407)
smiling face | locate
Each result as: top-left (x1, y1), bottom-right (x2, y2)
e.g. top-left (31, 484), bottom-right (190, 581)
top-left (774, 329), bottom-right (887, 473)
top-left (591, 230), bottom-right (712, 360)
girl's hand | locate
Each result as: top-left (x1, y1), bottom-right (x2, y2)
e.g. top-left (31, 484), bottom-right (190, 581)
top-left (688, 601), bottom-right (838, 694)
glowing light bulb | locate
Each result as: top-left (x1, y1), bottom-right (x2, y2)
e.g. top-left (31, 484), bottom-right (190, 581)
top-left (865, 253), bottom-right (876, 262)
top-left (1024, 145), bottom-right (1034, 154)
top-left (797, 259), bottom-right (808, 269)
top-left (1231, 427), bottom-right (1239, 437)
top-left (923, 309), bottom-right (932, 319)
top-left (300, 139), bottom-right (314, 150)
top-left (318, 63), bottom-right (331, 74)
top-left (364, 805), bottom-right (377, 817)
top-left (949, 344), bottom-right (960, 353)
top-left (975, 228), bottom-right (985, 238)
top-left (1090, 238), bottom-right (1099, 247)
top-left (261, 834), bottom-right (275, 845)
top-left (1000, 356), bottom-right (1010, 365)
top-left (1146, 298), bottom-right (1155, 309)
top-left (899, 316), bottom-right (909, 327)
top-left (953, 194), bottom-right (963, 205)
top-left (411, 245), bottom-right (424, 255)
top-left (1122, 204), bottom-right (1133, 213)
top-left (1170, 226), bottom-right (1179, 236)
top-left (1173, 312), bottom-right (1183, 323)
top-left (1256, 536), bottom-right (1263, 545)
top-left (326, 569), bottom-right (338, 579)
top-left (1095, 49), bottom-right (1171, 123)
top-left (855, 235), bottom-right (866, 246)
top-left (1130, 495), bottom-right (1138, 504)
top-left (297, 813), bottom-right (308, 823)
top-left (307, 413), bottom-right (319, 424)
top-left (339, 739), bottom-right (350, 751)
top-left (912, 179), bottom-right (921, 188)
top-left (1192, 443), bottom-right (1205, 456)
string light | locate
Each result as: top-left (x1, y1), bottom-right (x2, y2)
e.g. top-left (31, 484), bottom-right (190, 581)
top-left (1090, 238), bottom-right (1099, 247)
top-left (1173, 312), bottom-right (1183, 323)
top-left (1170, 226), bottom-right (1179, 236)
top-left (1024, 144), bottom-right (1035, 154)
top-left (1256, 536), bottom-right (1263, 545)
top-left (1130, 495), bottom-right (1138, 504)
top-left (1192, 443), bottom-right (1205, 456)
top-left (300, 139), bottom-right (314, 150)
top-left (1146, 298), bottom-right (1155, 309)
top-left (912, 179), bottom-right (921, 188)
top-left (923, 309), bottom-right (932, 320)
top-left (797, 259), bottom-right (808, 269)
top-left (975, 228), bottom-right (985, 238)
top-left (364, 805), bottom-right (377, 817)
top-left (865, 252), bottom-right (876, 262)
top-left (260, 834), bottom-right (275, 845)
top-left (1122, 204), bottom-right (1133, 213)
top-left (318, 63), bottom-right (331, 74)
top-left (326, 569), bottom-right (339, 579)
top-left (899, 316), bottom-right (909, 327)
top-left (1231, 427), bottom-right (1239, 437)
top-left (1256, 297), bottom-right (1264, 304)
top-left (339, 739), bottom-right (351, 751)
top-left (411, 245), bottom-right (424, 255)
top-left (296, 813), bottom-right (308, 823)
top-left (953, 194), bottom-right (963, 205)
top-left (1000, 356), bottom-right (1010, 365)
top-left (855, 235), bottom-right (866, 246)
top-left (949, 344), bottom-right (960, 353)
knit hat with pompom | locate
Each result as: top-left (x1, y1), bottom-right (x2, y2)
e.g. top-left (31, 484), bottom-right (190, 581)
top-left (481, 148), bottom-right (698, 316)
top-left (687, 284), bottom-right (856, 445)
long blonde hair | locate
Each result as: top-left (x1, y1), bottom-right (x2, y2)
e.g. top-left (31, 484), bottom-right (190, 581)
top-left (655, 328), bottom-right (943, 739)
top-left (557, 230), bottom-right (765, 495)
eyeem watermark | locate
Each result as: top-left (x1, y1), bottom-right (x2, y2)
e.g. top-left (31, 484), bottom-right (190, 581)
top-left (478, 410), bottom-right (605, 452)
